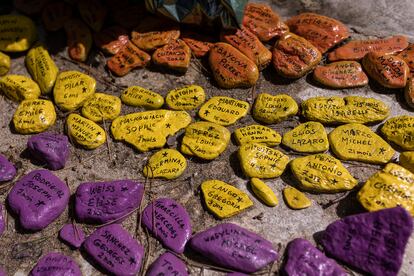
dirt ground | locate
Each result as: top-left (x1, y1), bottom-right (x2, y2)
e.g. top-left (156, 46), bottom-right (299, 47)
top-left (1, 0), bottom-right (414, 275)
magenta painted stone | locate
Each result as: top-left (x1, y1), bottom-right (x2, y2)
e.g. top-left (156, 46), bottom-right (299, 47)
top-left (27, 132), bottom-right (70, 170)
top-left (283, 238), bottom-right (346, 276)
top-left (7, 169), bottom-right (70, 231)
top-left (83, 224), bottom-right (144, 276)
top-left (0, 154), bottom-right (16, 182)
top-left (59, 223), bottom-right (85, 248)
top-left (190, 223), bottom-right (278, 273)
top-left (321, 207), bottom-right (413, 276)
top-left (0, 266), bottom-right (5, 276)
top-left (29, 252), bottom-right (82, 276)
top-left (75, 180), bottom-right (144, 224)
top-left (146, 252), bottom-right (188, 276)
top-left (142, 198), bottom-right (192, 254)
top-left (0, 205), bottom-right (5, 236)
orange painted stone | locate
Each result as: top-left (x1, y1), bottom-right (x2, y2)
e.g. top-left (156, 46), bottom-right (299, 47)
top-left (398, 44), bottom-right (414, 74)
top-left (209, 42), bottom-right (259, 88)
top-left (152, 40), bottom-right (191, 73)
top-left (362, 52), bottom-right (410, 88)
top-left (94, 26), bottom-right (129, 55)
top-left (64, 19), bottom-right (92, 62)
top-left (272, 33), bottom-right (322, 78)
top-left (242, 2), bottom-right (289, 42)
top-left (405, 77), bottom-right (414, 109)
top-left (313, 61), bottom-right (368, 88)
top-left (78, 0), bottom-right (107, 32)
top-left (221, 27), bottom-right (272, 70)
top-left (328, 35), bottom-right (409, 61)
top-left (41, 2), bottom-right (72, 32)
top-left (181, 31), bottom-right (214, 58)
top-left (107, 41), bottom-right (151, 77)
top-left (286, 13), bottom-right (349, 53)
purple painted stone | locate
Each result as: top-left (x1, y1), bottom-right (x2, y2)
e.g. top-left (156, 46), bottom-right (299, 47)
top-left (75, 180), bottom-right (144, 224)
top-left (0, 266), bottom-right (6, 276)
top-left (0, 205), bottom-right (5, 236)
top-left (0, 154), bottom-right (16, 182)
top-left (27, 132), bottom-right (70, 170)
top-left (29, 252), bottom-right (82, 276)
top-left (190, 223), bottom-right (278, 273)
top-left (283, 238), bottom-right (346, 276)
top-left (59, 223), bottom-right (85, 248)
top-left (142, 198), bottom-right (192, 254)
top-left (7, 169), bottom-right (70, 231)
top-left (83, 224), bottom-right (144, 276)
top-left (321, 206), bottom-right (413, 276)
top-left (146, 252), bottom-right (188, 276)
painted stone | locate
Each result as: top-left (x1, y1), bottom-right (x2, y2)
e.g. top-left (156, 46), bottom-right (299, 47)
top-left (0, 154), bottom-right (16, 182)
top-left (107, 41), bottom-right (151, 77)
top-left (400, 151), bottom-right (414, 174)
top-left (93, 26), bottom-right (129, 55)
top-left (13, 99), bottom-right (56, 134)
top-left (329, 35), bottom-right (409, 61)
top-left (181, 32), bottom-right (214, 58)
top-left (282, 122), bottom-right (329, 153)
top-left (25, 44), bottom-right (59, 94)
top-left (272, 32), bottom-right (322, 78)
top-left (252, 93), bottom-right (298, 124)
top-left (0, 75), bottom-right (41, 102)
top-left (121, 86), bottom-right (164, 109)
top-left (234, 124), bottom-right (281, 146)
top-left (283, 238), bottom-right (346, 276)
top-left (64, 18), bottom-right (92, 62)
top-left (7, 169), bottom-right (70, 231)
top-left (75, 179), bottom-right (144, 224)
top-left (313, 61), bottom-right (369, 88)
top-left (329, 123), bottom-right (394, 164)
top-left (41, 2), bottom-right (73, 32)
top-left (166, 85), bottom-right (205, 111)
top-left (53, 70), bottom-right (96, 111)
top-left (143, 149), bottom-right (187, 179)
top-left (78, 0), bottom-right (107, 32)
top-left (242, 3), bottom-right (289, 42)
top-left (321, 206), bottom-right (413, 276)
top-left (27, 132), bottom-right (70, 170)
top-left (362, 52), bottom-right (409, 88)
top-left (142, 198), bottom-right (192, 254)
top-left (181, 121), bottom-right (230, 160)
top-left (111, 110), bottom-right (191, 152)
top-left (209, 42), bottom-right (259, 88)
top-left (250, 178), bottom-right (278, 207)
top-left (83, 224), bottom-right (144, 276)
top-left (381, 115), bottom-right (414, 150)
top-left (190, 223), bottom-right (278, 273)
top-left (239, 143), bottom-right (289, 178)
top-left (290, 154), bottom-right (357, 193)
top-left (0, 51), bottom-right (10, 76)
top-left (199, 96), bottom-right (249, 126)
top-left (405, 77), bottom-right (414, 109)
top-left (0, 15), bottom-right (37, 52)
top-left (398, 43), bottom-right (414, 74)
top-left (283, 186), bottom-right (311, 210)
top-left (286, 13), bottom-right (349, 53)
top-left (146, 252), bottom-right (188, 276)
top-left (66, 114), bottom-right (106, 149)
top-left (81, 92), bottom-right (121, 122)
top-left (59, 223), bottom-right (85, 248)
top-left (152, 40), bottom-right (191, 73)
top-left (29, 252), bottom-right (82, 276)
top-left (201, 180), bottom-right (253, 219)
top-left (302, 96), bottom-right (389, 124)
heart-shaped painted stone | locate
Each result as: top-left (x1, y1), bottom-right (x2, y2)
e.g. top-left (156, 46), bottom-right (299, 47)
top-left (146, 252), bottom-right (188, 276)
top-left (64, 19), bottom-right (92, 62)
top-left (29, 252), bottom-right (82, 276)
top-left (0, 154), bottom-right (16, 182)
top-left (282, 122), bottom-right (329, 153)
top-left (152, 40), bottom-right (191, 73)
top-left (59, 223), bottom-right (85, 248)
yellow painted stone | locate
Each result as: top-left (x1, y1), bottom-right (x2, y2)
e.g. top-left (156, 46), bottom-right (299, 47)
top-left (181, 121), bottom-right (230, 160)
top-left (143, 149), bottom-right (187, 179)
top-left (111, 110), bottom-right (191, 152)
top-left (381, 115), bottom-right (414, 150)
top-left (0, 15), bottom-right (37, 52)
top-left (54, 71), bottom-right (96, 111)
top-left (166, 85), bottom-right (206, 111)
top-left (253, 93), bottom-right (298, 124)
top-left (301, 96), bottom-right (389, 124)
top-left (201, 179), bottom-right (253, 219)
top-left (329, 123), bottom-right (395, 164)
top-left (198, 96), bottom-right (249, 126)
top-left (66, 114), bottom-right (106, 149)
top-left (358, 163), bottom-right (414, 216)
top-left (238, 143), bottom-right (289, 178)
top-left (25, 44), bottom-right (59, 94)
top-left (234, 124), bottom-right (281, 146)
top-left (0, 75), bottom-right (40, 102)
top-left (250, 178), bottom-right (278, 207)
top-left (81, 93), bottom-right (121, 122)
top-left (282, 122), bottom-right (329, 153)
top-left (13, 99), bottom-right (56, 134)
top-left (400, 152), bottom-right (414, 174)
top-left (0, 51), bottom-right (10, 75)
top-left (283, 186), bottom-right (311, 210)
top-left (290, 154), bottom-right (358, 193)
top-left (121, 86), bottom-right (164, 109)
